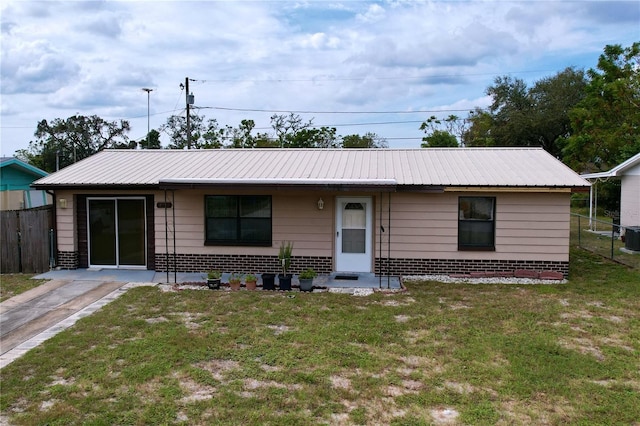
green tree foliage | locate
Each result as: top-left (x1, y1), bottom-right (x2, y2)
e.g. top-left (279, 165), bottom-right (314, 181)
top-left (342, 132), bottom-right (388, 148)
top-left (464, 68), bottom-right (587, 157)
top-left (15, 115), bottom-right (131, 172)
top-left (563, 43), bottom-right (640, 172)
top-left (162, 113), bottom-right (204, 149)
top-left (258, 113), bottom-right (339, 148)
top-left (530, 67), bottom-right (587, 156)
top-left (225, 119), bottom-right (257, 148)
top-left (140, 129), bottom-right (162, 149)
top-left (420, 115), bottom-right (466, 147)
top-left (462, 108), bottom-right (494, 147)
top-left (421, 130), bottom-right (459, 147)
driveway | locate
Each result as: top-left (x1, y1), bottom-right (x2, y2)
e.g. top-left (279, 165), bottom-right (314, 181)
top-left (0, 280), bottom-right (132, 368)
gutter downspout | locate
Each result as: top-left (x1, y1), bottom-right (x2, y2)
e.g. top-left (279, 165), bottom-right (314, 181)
top-left (46, 190), bottom-right (57, 269)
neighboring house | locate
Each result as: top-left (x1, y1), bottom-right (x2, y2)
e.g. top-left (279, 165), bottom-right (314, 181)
top-left (33, 148), bottom-right (589, 278)
top-left (0, 157), bottom-right (51, 210)
top-left (581, 153), bottom-right (640, 231)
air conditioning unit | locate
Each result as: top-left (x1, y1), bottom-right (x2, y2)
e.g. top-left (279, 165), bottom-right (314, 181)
top-left (625, 227), bottom-right (640, 251)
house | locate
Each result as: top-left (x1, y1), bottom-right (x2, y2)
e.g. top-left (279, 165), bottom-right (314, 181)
top-left (581, 153), bottom-right (640, 231)
top-left (32, 148), bottom-right (589, 278)
top-left (0, 157), bottom-right (51, 211)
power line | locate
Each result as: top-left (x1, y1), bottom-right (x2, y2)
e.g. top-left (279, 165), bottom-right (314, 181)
top-left (190, 69), bottom-right (554, 84)
top-left (197, 106), bottom-right (472, 115)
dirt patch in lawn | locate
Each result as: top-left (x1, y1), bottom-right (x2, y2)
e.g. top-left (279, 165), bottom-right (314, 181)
top-left (195, 359), bottom-right (240, 381)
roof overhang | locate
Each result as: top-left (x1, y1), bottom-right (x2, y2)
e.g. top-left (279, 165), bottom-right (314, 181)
top-left (443, 186), bottom-right (587, 193)
top-left (158, 178), bottom-right (399, 192)
top-left (581, 153), bottom-right (640, 180)
top-left (31, 183), bottom-right (159, 191)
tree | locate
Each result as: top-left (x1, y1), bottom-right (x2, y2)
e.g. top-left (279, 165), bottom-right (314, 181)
top-left (462, 108), bottom-right (495, 147)
top-left (463, 68), bottom-right (587, 157)
top-left (421, 130), bottom-right (458, 147)
top-left (15, 115), bottom-right (131, 172)
top-left (270, 113), bottom-right (313, 147)
top-left (342, 132), bottom-right (388, 148)
top-left (140, 129), bottom-right (162, 149)
top-left (485, 76), bottom-right (533, 148)
top-left (563, 43), bottom-right (640, 172)
top-left (420, 115), bottom-right (466, 147)
top-left (162, 113), bottom-right (204, 149)
top-left (228, 119), bottom-right (257, 148)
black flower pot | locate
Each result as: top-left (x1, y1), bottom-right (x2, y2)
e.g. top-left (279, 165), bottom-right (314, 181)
top-left (207, 279), bottom-right (221, 290)
top-left (262, 273), bottom-right (276, 291)
top-left (278, 274), bottom-right (292, 291)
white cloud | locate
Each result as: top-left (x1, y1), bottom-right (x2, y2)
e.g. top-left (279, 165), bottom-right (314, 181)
top-left (1, 0), bottom-right (638, 155)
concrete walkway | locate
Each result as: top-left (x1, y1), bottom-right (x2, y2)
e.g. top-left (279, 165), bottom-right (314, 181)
top-left (0, 279), bottom-right (156, 369)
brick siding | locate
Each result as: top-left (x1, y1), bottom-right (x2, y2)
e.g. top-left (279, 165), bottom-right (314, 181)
top-left (375, 257), bottom-right (569, 278)
top-left (154, 253), bottom-right (333, 275)
top-left (56, 249), bottom-right (568, 279)
top-left (57, 251), bottom-right (79, 269)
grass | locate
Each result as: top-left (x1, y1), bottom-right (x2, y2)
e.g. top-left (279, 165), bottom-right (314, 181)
top-left (570, 210), bottom-right (640, 270)
top-left (1, 247), bottom-right (639, 425)
top-left (0, 274), bottom-right (48, 303)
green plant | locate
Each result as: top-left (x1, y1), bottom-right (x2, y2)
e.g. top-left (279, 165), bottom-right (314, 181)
top-left (244, 274), bottom-right (257, 282)
top-left (228, 273), bottom-right (241, 284)
top-left (206, 270), bottom-right (221, 280)
top-left (278, 241), bottom-right (293, 275)
top-left (298, 268), bottom-right (316, 279)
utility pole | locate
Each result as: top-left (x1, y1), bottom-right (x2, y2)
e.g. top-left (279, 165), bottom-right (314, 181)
top-left (142, 88), bottom-right (153, 149)
top-left (185, 77), bottom-right (195, 149)
top-left (185, 77), bottom-right (191, 149)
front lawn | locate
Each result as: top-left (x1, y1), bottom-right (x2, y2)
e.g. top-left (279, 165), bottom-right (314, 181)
top-left (1, 247), bottom-right (638, 425)
top-left (0, 274), bottom-right (47, 303)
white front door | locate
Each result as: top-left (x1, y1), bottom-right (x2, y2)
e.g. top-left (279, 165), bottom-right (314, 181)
top-left (335, 197), bottom-right (373, 272)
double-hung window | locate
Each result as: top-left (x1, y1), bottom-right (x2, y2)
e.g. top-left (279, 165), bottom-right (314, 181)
top-left (458, 197), bottom-right (495, 250)
top-left (205, 195), bottom-right (271, 246)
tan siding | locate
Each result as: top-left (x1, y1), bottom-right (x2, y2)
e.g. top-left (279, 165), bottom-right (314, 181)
top-left (56, 190), bottom-right (76, 251)
top-left (496, 192), bottom-right (569, 257)
top-left (377, 192), bottom-right (570, 262)
top-left (157, 190), bottom-right (334, 257)
top-left (57, 187), bottom-right (571, 265)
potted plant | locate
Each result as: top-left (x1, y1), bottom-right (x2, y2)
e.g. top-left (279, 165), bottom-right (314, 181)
top-left (278, 241), bottom-right (293, 291)
top-left (228, 273), bottom-right (242, 291)
top-left (244, 273), bottom-right (258, 291)
top-left (261, 272), bottom-right (276, 290)
top-left (206, 270), bottom-right (221, 290)
top-left (298, 268), bottom-right (316, 292)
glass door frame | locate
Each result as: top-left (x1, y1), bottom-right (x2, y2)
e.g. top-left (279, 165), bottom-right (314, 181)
top-left (87, 197), bottom-right (147, 269)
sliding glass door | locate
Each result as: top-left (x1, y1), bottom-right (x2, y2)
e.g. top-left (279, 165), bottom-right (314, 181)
top-left (88, 198), bottom-right (146, 268)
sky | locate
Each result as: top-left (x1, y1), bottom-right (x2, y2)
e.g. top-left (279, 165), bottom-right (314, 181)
top-left (1, 0), bottom-right (639, 156)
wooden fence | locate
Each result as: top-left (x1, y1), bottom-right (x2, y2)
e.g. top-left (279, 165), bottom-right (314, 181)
top-left (1, 205), bottom-right (54, 273)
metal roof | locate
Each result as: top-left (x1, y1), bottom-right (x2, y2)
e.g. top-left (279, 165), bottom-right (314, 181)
top-left (33, 148), bottom-right (590, 189)
top-left (580, 153), bottom-right (640, 180)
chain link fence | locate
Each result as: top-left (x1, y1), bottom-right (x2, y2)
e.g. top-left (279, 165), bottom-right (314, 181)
top-left (571, 213), bottom-right (640, 270)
